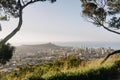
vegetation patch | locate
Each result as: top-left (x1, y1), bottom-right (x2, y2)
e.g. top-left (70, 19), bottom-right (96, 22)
top-left (1, 55), bottom-right (120, 80)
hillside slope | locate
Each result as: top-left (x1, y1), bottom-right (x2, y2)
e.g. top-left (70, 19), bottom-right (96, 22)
top-left (1, 55), bottom-right (120, 80)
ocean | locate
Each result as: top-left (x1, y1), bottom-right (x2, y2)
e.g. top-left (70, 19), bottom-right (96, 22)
top-left (55, 41), bottom-right (120, 50)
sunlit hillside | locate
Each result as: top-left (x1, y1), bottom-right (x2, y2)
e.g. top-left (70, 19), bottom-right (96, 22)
top-left (1, 55), bottom-right (120, 80)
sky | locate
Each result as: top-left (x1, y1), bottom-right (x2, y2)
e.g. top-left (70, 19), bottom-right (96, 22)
top-left (0, 0), bottom-right (120, 45)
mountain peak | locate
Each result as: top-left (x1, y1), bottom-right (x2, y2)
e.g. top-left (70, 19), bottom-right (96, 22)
top-left (19, 42), bottom-right (60, 49)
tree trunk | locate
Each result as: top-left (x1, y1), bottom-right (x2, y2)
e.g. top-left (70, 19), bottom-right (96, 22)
top-left (0, 7), bottom-right (23, 46)
top-left (101, 50), bottom-right (120, 64)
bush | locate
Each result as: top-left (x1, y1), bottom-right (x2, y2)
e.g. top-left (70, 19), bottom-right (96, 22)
top-left (66, 55), bottom-right (83, 68)
top-left (0, 43), bottom-right (15, 64)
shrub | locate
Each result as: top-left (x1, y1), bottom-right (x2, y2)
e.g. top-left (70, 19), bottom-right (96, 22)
top-left (0, 43), bottom-right (15, 64)
top-left (66, 55), bottom-right (83, 68)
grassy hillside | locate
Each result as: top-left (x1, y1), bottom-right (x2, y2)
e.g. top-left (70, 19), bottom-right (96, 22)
top-left (1, 55), bottom-right (120, 80)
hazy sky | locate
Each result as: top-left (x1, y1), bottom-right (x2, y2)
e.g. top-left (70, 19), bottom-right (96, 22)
top-left (1, 0), bottom-right (120, 45)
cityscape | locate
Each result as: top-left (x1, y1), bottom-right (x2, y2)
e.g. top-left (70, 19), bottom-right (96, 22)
top-left (0, 43), bottom-right (114, 73)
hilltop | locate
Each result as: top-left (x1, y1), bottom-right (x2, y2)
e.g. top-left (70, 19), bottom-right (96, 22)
top-left (16, 42), bottom-right (61, 51)
top-left (15, 42), bottom-right (62, 55)
top-left (20, 42), bottom-right (60, 49)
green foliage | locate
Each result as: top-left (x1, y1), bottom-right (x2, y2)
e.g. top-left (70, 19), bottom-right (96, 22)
top-left (107, 0), bottom-right (120, 14)
top-left (65, 55), bottom-right (83, 68)
top-left (42, 58), bottom-right (120, 80)
top-left (0, 0), bottom-right (56, 20)
top-left (0, 43), bottom-right (15, 64)
top-left (109, 17), bottom-right (120, 29)
top-left (1, 56), bottom-right (120, 80)
top-left (0, 0), bottom-right (18, 19)
top-left (82, 1), bottom-right (106, 22)
top-left (81, 0), bottom-right (120, 29)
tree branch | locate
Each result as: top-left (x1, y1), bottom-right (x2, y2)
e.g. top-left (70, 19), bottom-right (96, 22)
top-left (0, 2), bottom-right (23, 45)
top-left (92, 17), bottom-right (120, 35)
top-left (101, 49), bottom-right (120, 64)
top-left (102, 24), bottom-right (120, 35)
top-left (22, 0), bottom-right (46, 9)
top-left (89, 15), bottom-right (120, 35)
top-left (21, 0), bottom-right (25, 6)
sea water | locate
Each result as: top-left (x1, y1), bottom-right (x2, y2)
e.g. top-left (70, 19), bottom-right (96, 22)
top-left (55, 41), bottom-right (120, 50)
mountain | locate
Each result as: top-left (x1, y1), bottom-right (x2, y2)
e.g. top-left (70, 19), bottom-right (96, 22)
top-left (23, 42), bottom-right (60, 49)
top-left (14, 42), bottom-right (61, 56)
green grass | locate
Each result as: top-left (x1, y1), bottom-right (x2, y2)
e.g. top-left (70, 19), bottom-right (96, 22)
top-left (1, 55), bottom-right (120, 80)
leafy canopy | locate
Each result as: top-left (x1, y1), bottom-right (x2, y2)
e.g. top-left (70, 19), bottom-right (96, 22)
top-left (81, 0), bottom-right (120, 30)
top-left (0, 0), bottom-right (56, 21)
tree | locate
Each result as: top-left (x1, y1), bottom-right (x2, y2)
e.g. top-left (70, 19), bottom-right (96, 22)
top-left (0, 43), bottom-right (15, 64)
top-left (80, 0), bottom-right (120, 63)
top-left (0, 0), bottom-right (56, 64)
